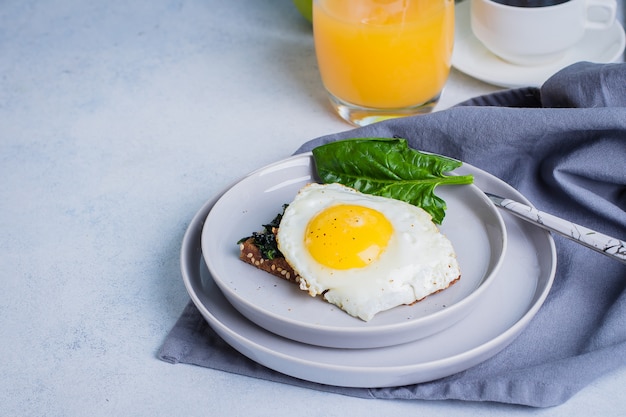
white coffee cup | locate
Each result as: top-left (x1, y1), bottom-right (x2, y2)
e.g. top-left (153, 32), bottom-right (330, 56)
top-left (470, 0), bottom-right (617, 66)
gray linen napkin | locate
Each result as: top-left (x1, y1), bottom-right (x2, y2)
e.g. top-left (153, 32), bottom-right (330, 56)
top-left (158, 62), bottom-right (626, 407)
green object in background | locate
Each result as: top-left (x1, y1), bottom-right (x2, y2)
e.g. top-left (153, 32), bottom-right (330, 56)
top-left (293, 0), bottom-right (312, 22)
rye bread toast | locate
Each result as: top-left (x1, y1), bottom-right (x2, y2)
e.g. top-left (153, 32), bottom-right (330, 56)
top-left (238, 236), bottom-right (300, 283)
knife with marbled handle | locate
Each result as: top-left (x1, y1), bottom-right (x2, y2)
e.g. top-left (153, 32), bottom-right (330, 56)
top-left (486, 192), bottom-right (626, 264)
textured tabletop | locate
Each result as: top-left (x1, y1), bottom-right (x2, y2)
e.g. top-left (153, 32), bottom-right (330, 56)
top-left (1, 0), bottom-right (624, 416)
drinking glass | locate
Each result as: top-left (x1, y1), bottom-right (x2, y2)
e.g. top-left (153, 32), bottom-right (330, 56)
top-left (313, 0), bottom-right (455, 126)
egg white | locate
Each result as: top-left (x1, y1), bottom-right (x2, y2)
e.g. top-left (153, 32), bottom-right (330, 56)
top-left (276, 183), bottom-right (461, 322)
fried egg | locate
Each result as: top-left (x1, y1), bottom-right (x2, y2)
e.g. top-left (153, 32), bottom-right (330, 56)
top-left (276, 183), bottom-right (460, 321)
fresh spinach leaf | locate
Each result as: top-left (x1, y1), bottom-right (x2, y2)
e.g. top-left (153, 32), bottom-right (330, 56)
top-left (311, 138), bottom-right (473, 224)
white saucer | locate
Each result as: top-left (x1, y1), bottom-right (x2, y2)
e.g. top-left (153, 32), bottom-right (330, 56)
top-left (452, 0), bottom-right (626, 88)
top-left (181, 160), bottom-right (557, 388)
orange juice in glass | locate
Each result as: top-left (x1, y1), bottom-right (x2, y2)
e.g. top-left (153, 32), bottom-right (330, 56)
top-left (313, 0), bottom-right (454, 126)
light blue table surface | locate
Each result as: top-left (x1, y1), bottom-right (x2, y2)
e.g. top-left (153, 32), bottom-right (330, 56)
top-left (2, 0), bottom-right (625, 416)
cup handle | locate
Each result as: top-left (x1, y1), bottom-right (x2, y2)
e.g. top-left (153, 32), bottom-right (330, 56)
top-left (585, 0), bottom-right (617, 30)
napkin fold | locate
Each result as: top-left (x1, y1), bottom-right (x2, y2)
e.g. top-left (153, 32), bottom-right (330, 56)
top-left (158, 62), bottom-right (626, 407)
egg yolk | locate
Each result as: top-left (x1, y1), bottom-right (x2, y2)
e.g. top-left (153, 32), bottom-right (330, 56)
top-left (304, 204), bottom-right (393, 270)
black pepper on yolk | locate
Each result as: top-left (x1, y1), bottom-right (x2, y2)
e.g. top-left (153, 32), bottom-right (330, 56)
top-left (304, 204), bottom-right (393, 270)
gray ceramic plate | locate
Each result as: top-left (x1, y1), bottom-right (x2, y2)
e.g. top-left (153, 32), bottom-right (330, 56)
top-left (201, 153), bottom-right (507, 348)
top-left (182, 157), bottom-right (556, 387)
